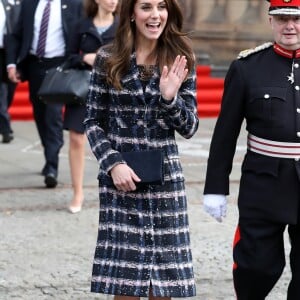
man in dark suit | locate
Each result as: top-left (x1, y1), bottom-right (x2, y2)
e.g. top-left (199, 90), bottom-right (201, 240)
top-left (0, 0), bottom-right (21, 143)
top-left (6, 0), bottom-right (83, 188)
top-left (203, 0), bottom-right (300, 299)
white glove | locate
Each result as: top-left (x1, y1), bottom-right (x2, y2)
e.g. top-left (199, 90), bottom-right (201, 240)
top-left (203, 194), bottom-right (227, 222)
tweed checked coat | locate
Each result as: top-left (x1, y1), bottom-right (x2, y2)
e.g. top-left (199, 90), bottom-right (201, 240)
top-left (84, 48), bottom-right (199, 297)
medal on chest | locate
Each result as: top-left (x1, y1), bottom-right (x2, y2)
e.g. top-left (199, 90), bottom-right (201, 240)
top-left (288, 62), bottom-right (295, 84)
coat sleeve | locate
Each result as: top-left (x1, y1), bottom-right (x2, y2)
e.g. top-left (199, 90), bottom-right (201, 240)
top-left (159, 67), bottom-right (199, 139)
top-left (83, 50), bottom-right (124, 174)
top-left (204, 60), bottom-right (246, 195)
top-left (65, 20), bottom-right (86, 69)
top-left (5, 0), bottom-right (25, 65)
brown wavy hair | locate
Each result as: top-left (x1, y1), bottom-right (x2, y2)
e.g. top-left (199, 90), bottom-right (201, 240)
top-left (84, 0), bottom-right (120, 18)
top-left (104, 0), bottom-right (195, 90)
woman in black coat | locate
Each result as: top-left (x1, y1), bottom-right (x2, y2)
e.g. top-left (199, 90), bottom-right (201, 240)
top-left (64, 0), bottom-right (119, 213)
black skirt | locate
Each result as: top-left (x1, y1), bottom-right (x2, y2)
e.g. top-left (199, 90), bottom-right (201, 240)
top-left (63, 103), bottom-right (86, 133)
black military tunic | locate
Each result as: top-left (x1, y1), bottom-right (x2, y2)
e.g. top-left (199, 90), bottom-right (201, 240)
top-left (204, 42), bottom-right (300, 224)
top-left (204, 42), bottom-right (300, 299)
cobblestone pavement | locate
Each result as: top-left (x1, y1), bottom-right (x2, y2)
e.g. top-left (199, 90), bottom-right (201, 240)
top-left (0, 119), bottom-right (291, 299)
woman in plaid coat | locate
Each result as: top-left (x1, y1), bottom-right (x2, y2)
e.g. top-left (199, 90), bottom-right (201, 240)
top-left (84, 0), bottom-right (199, 298)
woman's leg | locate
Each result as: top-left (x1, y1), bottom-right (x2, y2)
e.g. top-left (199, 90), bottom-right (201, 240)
top-left (68, 130), bottom-right (85, 211)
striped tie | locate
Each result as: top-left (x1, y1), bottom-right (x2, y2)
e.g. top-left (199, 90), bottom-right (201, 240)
top-left (36, 0), bottom-right (51, 57)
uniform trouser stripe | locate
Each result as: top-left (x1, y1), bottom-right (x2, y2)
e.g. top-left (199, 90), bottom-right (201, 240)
top-left (233, 219), bottom-right (285, 299)
top-left (232, 226), bottom-right (240, 271)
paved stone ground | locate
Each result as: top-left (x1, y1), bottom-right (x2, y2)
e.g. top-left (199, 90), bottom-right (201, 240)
top-left (0, 119), bottom-right (291, 299)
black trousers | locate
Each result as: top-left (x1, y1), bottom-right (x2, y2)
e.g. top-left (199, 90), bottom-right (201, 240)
top-left (0, 48), bottom-right (16, 134)
top-left (26, 55), bottom-right (65, 176)
top-left (233, 217), bottom-right (300, 300)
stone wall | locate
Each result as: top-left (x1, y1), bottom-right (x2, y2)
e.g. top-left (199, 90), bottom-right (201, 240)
top-left (178, 0), bottom-right (273, 65)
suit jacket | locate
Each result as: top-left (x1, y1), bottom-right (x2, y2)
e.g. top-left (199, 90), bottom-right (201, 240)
top-left (2, 0), bottom-right (21, 35)
top-left (84, 48), bottom-right (199, 186)
top-left (204, 43), bottom-right (300, 224)
top-left (1, 0), bottom-right (21, 82)
top-left (5, 0), bottom-right (83, 78)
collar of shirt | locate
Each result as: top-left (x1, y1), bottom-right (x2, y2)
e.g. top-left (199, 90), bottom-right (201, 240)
top-left (273, 43), bottom-right (300, 59)
top-left (32, 0), bottom-right (65, 58)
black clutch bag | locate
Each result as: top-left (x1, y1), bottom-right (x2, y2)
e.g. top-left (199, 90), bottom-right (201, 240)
top-left (37, 63), bottom-right (91, 105)
top-left (122, 149), bottom-right (164, 185)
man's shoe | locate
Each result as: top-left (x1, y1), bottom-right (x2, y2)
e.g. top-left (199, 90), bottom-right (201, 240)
top-left (44, 173), bottom-right (57, 188)
top-left (41, 167), bottom-right (47, 176)
top-left (2, 133), bottom-right (14, 143)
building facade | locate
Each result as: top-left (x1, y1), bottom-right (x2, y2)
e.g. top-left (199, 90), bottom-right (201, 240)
top-left (178, 0), bottom-right (272, 65)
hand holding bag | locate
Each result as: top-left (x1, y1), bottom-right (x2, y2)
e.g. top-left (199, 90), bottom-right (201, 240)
top-left (122, 149), bottom-right (164, 185)
top-left (37, 62), bottom-right (91, 105)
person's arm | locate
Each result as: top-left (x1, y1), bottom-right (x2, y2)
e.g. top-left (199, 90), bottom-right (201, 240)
top-left (83, 50), bottom-right (122, 171)
top-left (203, 60), bottom-right (245, 222)
top-left (83, 50), bottom-right (141, 191)
top-left (159, 56), bottom-right (199, 139)
top-left (65, 20), bottom-right (88, 68)
top-left (204, 60), bottom-right (245, 195)
top-left (5, 0), bottom-right (25, 82)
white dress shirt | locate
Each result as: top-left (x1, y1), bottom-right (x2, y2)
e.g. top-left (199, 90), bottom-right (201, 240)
top-left (0, 2), bottom-right (6, 48)
top-left (31, 0), bottom-right (65, 57)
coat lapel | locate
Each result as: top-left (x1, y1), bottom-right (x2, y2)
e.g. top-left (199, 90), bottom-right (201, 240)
top-left (120, 53), bottom-right (144, 104)
top-left (120, 53), bottom-right (160, 105)
top-left (60, 0), bottom-right (69, 38)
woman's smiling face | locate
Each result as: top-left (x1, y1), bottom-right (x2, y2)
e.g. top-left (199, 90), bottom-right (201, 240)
top-left (132, 0), bottom-right (168, 44)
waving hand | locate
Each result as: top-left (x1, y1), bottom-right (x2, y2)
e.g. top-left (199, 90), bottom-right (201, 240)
top-left (159, 55), bottom-right (188, 101)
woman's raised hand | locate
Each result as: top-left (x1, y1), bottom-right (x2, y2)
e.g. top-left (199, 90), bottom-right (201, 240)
top-left (159, 55), bottom-right (188, 101)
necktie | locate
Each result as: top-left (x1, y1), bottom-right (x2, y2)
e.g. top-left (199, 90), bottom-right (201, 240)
top-left (36, 0), bottom-right (51, 57)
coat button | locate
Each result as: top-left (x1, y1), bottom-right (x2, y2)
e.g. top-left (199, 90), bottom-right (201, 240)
top-left (297, 108), bottom-right (300, 113)
top-left (297, 132), bottom-right (300, 137)
top-left (264, 94), bottom-right (270, 99)
top-left (296, 86), bottom-right (300, 91)
top-left (295, 63), bottom-right (300, 68)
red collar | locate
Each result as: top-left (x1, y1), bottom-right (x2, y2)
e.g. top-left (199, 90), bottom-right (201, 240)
top-left (273, 43), bottom-right (300, 58)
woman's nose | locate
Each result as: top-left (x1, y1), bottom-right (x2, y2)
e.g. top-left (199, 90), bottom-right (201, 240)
top-left (151, 7), bottom-right (159, 18)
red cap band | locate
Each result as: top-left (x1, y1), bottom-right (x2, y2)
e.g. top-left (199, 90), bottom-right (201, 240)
top-left (270, 0), bottom-right (300, 6)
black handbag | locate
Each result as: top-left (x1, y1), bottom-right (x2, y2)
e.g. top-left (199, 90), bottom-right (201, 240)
top-left (37, 62), bottom-right (91, 105)
top-left (122, 149), bottom-right (165, 185)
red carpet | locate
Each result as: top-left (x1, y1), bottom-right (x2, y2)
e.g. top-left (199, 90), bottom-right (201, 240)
top-left (9, 81), bottom-right (33, 120)
top-left (196, 65), bottom-right (224, 117)
top-left (9, 66), bottom-right (224, 120)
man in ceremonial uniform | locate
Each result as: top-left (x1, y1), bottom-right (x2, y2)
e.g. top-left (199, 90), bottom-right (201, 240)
top-left (203, 0), bottom-right (300, 298)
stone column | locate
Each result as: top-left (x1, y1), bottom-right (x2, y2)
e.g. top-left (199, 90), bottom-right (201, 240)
top-left (180, 0), bottom-right (272, 65)
top-left (205, 0), bottom-right (229, 23)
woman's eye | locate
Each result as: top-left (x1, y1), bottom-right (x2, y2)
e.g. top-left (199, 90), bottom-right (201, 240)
top-left (141, 5), bottom-right (151, 10)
